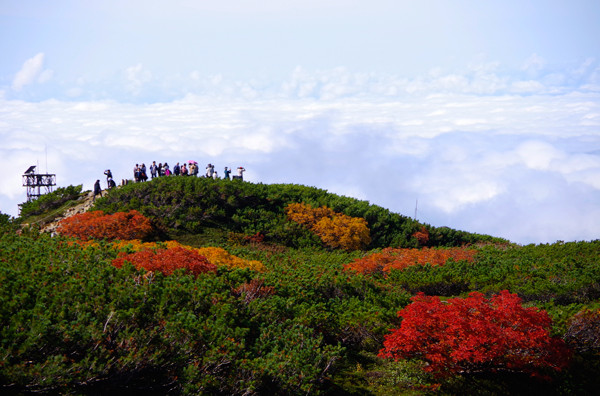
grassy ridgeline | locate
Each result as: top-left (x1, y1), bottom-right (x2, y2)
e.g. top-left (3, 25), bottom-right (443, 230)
top-left (93, 177), bottom-right (504, 249)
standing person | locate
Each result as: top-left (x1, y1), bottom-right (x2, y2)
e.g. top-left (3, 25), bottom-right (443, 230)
top-left (213, 170), bottom-right (218, 179)
top-left (206, 163), bottom-right (214, 178)
top-left (236, 166), bottom-right (245, 181)
top-left (181, 163), bottom-right (188, 176)
top-left (141, 163), bottom-right (148, 181)
top-left (164, 162), bottom-right (170, 175)
top-left (157, 163), bottom-right (163, 177)
top-left (223, 167), bottom-right (231, 180)
top-left (150, 161), bottom-right (158, 178)
top-left (104, 169), bottom-right (113, 186)
top-left (133, 164), bottom-right (140, 182)
top-left (93, 179), bottom-right (102, 201)
top-left (192, 163), bottom-right (199, 177)
top-left (174, 162), bottom-right (180, 176)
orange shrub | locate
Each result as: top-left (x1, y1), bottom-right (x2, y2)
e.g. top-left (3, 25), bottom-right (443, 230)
top-left (412, 226), bottom-right (430, 247)
top-left (57, 210), bottom-right (153, 241)
top-left (112, 246), bottom-right (217, 276)
top-left (110, 240), bottom-right (266, 272)
top-left (285, 202), bottom-right (371, 251)
top-left (344, 247), bottom-right (477, 275)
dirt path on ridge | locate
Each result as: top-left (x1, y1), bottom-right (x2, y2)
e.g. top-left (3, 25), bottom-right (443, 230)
top-left (38, 191), bottom-right (98, 234)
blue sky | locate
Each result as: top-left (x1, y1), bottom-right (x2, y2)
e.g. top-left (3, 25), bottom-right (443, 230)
top-left (1, 0), bottom-right (599, 244)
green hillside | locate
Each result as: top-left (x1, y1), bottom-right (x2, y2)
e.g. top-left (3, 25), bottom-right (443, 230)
top-left (93, 176), bottom-right (504, 248)
top-left (1, 178), bottom-right (598, 395)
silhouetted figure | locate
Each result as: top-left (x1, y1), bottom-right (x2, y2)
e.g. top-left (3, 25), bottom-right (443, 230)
top-left (104, 169), bottom-right (112, 184)
top-left (140, 163), bottom-right (148, 181)
top-left (93, 180), bottom-right (102, 201)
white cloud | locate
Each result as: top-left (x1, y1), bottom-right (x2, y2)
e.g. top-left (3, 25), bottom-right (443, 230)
top-left (125, 64), bottom-right (152, 95)
top-left (515, 141), bottom-right (565, 170)
top-left (12, 53), bottom-right (52, 91)
top-left (1, 67), bottom-right (600, 244)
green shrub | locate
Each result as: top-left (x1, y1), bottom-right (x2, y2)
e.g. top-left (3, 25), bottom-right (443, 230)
top-left (93, 177), bottom-right (498, 249)
top-left (18, 185), bottom-right (83, 218)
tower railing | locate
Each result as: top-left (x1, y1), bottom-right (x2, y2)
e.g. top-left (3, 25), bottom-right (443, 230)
top-left (22, 166), bottom-right (56, 202)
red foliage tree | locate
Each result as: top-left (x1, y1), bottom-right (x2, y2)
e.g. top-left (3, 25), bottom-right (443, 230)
top-left (379, 291), bottom-right (571, 378)
top-left (112, 246), bottom-right (217, 276)
top-left (57, 210), bottom-right (153, 241)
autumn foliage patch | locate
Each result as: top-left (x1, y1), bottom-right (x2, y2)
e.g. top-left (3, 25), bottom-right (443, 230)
top-left (285, 202), bottom-right (371, 251)
top-left (112, 246), bottom-right (217, 276)
top-left (111, 239), bottom-right (266, 272)
top-left (344, 247), bottom-right (476, 275)
top-left (412, 226), bottom-right (430, 246)
top-left (57, 210), bottom-right (153, 241)
top-left (379, 290), bottom-right (571, 378)
top-left (195, 246), bottom-right (266, 272)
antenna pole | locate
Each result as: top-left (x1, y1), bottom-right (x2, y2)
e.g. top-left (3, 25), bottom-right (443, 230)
top-left (414, 199), bottom-right (418, 220)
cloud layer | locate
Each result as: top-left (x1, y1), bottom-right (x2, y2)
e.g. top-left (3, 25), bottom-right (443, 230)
top-left (1, 67), bottom-right (599, 244)
top-left (2, 1), bottom-right (599, 244)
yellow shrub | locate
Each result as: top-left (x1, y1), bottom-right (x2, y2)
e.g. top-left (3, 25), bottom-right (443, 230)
top-left (285, 203), bottom-right (371, 251)
top-left (195, 246), bottom-right (266, 272)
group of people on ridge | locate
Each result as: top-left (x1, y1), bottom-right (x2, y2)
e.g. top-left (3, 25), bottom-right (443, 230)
top-left (94, 162), bottom-right (246, 200)
top-left (134, 161), bottom-right (245, 181)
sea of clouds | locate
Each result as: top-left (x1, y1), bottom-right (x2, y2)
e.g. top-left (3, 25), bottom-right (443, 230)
top-left (1, 54), bottom-right (599, 245)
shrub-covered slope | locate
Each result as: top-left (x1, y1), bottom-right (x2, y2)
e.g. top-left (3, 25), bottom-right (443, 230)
top-left (93, 177), bottom-right (504, 249)
top-left (3, 178), bottom-right (599, 395)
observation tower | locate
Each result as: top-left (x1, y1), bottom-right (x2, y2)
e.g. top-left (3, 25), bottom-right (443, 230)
top-left (22, 165), bottom-right (56, 202)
